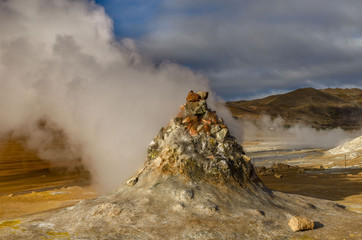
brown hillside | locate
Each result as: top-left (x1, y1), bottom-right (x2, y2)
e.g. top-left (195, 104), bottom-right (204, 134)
top-left (226, 88), bottom-right (362, 130)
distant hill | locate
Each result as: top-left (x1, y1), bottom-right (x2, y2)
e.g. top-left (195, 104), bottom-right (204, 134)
top-left (226, 88), bottom-right (362, 130)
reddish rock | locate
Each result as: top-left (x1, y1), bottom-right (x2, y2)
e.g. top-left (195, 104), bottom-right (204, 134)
top-left (202, 119), bottom-right (211, 124)
top-left (191, 122), bottom-right (198, 130)
top-left (186, 91), bottom-right (201, 102)
top-left (182, 117), bottom-right (192, 124)
top-left (190, 128), bottom-right (198, 136)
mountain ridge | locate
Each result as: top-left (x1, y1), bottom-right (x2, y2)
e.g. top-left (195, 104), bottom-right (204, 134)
top-left (226, 88), bottom-right (362, 130)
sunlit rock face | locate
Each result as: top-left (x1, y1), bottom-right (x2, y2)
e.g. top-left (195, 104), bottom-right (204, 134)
top-left (145, 90), bottom-right (260, 187)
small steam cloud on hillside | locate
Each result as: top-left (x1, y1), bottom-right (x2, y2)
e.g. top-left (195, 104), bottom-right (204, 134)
top-left (242, 115), bottom-right (362, 149)
top-left (0, 0), bottom-right (226, 191)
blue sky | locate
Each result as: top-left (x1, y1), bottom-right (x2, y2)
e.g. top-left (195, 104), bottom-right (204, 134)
top-left (95, 0), bottom-right (161, 38)
top-left (95, 0), bottom-right (362, 100)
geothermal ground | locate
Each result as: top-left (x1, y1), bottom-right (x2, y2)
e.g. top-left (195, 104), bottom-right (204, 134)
top-left (0, 134), bottom-right (361, 239)
top-left (0, 90), bottom-right (361, 239)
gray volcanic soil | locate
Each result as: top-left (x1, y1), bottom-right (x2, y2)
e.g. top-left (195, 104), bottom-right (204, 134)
top-left (1, 170), bottom-right (361, 239)
top-left (0, 91), bottom-right (361, 240)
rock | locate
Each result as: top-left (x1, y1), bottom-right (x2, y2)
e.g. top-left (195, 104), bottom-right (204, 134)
top-left (183, 115), bottom-right (197, 125)
top-left (288, 216), bottom-right (314, 232)
top-left (215, 128), bottom-right (228, 141)
top-left (185, 100), bottom-right (207, 115)
top-left (274, 173), bottom-right (283, 178)
top-left (197, 91), bottom-right (208, 100)
top-left (190, 128), bottom-right (198, 136)
top-left (203, 111), bottom-right (218, 123)
top-left (182, 116), bottom-right (192, 124)
top-left (210, 125), bottom-right (221, 135)
top-left (126, 177), bottom-right (138, 186)
top-left (256, 167), bottom-right (267, 176)
top-left (186, 90), bottom-right (200, 102)
top-left (196, 124), bottom-right (204, 132)
top-left (242, 155), bottom-right (251, 162)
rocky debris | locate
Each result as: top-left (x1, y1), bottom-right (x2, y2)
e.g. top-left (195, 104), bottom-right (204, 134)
top-left (146, 90), bottom-right (260, 187)
top-left (256, 164), bottom-right (322, 177)
top-left (288, 216), bottom-right (314, 232)
top-left (272, 163), bottom-right (299, 171)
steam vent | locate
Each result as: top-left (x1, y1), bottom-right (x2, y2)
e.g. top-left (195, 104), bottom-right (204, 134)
top-left (1, 91), bottom-right (361, 240)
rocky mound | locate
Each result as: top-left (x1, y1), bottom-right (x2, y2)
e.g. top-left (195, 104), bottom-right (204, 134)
top-left (0, 91), bottom-right (361, 240)
top-left (144, 90), bottom-right (260, 188)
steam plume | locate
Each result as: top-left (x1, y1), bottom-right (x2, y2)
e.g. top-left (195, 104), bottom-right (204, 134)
top-left (0, 0), bottom-right (214, 191)
top-left (242, 115), bottom-right (362, 149)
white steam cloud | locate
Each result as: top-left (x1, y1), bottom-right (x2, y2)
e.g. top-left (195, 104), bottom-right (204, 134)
top-left (0, 0), bottom-right (215, 191)
top-left (242, 115), bottom-right (362, 149)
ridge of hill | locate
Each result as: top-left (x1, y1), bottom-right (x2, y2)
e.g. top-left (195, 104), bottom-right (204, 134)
top-left (226, 88), bottom-right (362, 130)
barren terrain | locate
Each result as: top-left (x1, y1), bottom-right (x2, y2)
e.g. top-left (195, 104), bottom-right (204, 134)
top-left (0, 135), bottom-right (361, 236)
top-left (0, 89), bottom-right (361, 238)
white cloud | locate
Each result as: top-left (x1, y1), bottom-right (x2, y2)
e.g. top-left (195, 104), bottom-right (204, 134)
top-left (137, 0), bottom-right (362, 99)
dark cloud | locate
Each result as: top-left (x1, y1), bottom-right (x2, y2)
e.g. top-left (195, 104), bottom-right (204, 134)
top-left (136, 0), bottom-right (362, 99)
